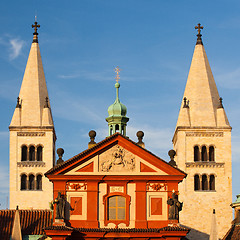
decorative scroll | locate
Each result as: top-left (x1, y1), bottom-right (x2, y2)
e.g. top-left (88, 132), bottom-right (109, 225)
top-left (17, 132), bottom-right (45, 137)
top-left (100, 145), bottom-right (135, 172)
top-left (66, 182), bottom-right (87, 191)
top-left (186, 162), bottom-right (225, 168)
top-left (17, 161), bottom-right (45, 167)
top-left (186, 132), bottom-right (223, 137)
top-left (147, 183), bottom-right (167, 191)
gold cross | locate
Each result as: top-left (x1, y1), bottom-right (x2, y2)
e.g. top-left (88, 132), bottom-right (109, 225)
top-left (32, 21), bottom-right (40, 35)
top-left (195, 23), bottom-right (203, 35)
top-left (115, 66), bottom-right (121, 83)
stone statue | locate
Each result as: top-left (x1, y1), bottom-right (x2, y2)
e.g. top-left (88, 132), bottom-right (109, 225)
top-left (53, 192), bottom-right (66, 219)
top-left (167, 192), bottom-right (183, 220)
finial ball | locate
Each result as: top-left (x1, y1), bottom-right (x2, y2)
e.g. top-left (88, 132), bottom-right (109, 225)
top-left (168, 149), bottom-right (176, 159)
top-left (57, 148), bottom-right (64, 157)
top-left (115, 82), bottom-right (120, 88)
top-left (89, 130), bottom-right (96, 138)
top-left (137, 131), bottom-right (144, 139)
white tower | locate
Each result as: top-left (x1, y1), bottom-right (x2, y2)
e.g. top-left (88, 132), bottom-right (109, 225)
top-left (173, 24), bottom-right (232, 239)
top-left (9, 21), bottom-right (56, 209)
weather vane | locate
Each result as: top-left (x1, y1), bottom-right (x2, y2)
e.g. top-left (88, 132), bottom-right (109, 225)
top-left (115, 66), bottom-right (121, 83)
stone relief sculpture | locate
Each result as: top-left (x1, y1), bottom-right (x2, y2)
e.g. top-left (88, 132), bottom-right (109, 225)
top-left (100, 145), bottom-right (135, 172)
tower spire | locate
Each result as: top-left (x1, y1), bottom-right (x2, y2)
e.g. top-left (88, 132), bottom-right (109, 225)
top-left (106, 67), bottom-right (129, 136)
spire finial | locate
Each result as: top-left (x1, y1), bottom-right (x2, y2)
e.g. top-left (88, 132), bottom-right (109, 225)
top-left (195, 23), bottom-right (203, 45)
top-left (16, 97), bottom-right (21, 108)
top-left (218, 97), bottom-right (224, 108)
top-left (115, 66), bottom-right (121, 83)
top-left (44, 97), bottom-right (49, 108)
top-left (32, 21), bottom-right (40, 43)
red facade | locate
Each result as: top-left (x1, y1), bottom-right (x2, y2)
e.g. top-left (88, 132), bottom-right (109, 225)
top-left (45, 133), bottom-right (189, 239)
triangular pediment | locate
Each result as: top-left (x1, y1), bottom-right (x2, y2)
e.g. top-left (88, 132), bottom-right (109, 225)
top-left (46, 134), bottom-right (185, 178)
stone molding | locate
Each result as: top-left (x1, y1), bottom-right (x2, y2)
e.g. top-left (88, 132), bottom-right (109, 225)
top-left (186, 162), bottom-right (225, 168)
top-left (17, 161), bottom-right (45, 167)
top-left (17, 132), bottom-right (45, 137)
top-left (146, 183), bottom-right (168, 191)
top-left (186, 132), bottom-right (223, 137)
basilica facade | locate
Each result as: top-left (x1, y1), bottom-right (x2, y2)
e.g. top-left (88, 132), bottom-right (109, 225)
top-left (5, 21), bottom-right (233, 240)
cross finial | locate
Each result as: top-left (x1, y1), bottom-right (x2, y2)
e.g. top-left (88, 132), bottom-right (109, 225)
top-left (115, 66), bottom-right (121, 83)
top-left (195, 23), bottom-right (204, 45)
top-left (32, 21), bottom-right (40, 43)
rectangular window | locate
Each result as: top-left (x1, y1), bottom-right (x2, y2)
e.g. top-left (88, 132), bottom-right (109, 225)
top-left (108, 196), bottom-right (126, 220)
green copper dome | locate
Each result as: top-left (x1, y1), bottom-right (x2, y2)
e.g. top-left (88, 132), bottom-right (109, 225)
top-left (107, 82), bottom-right (127, 117)
top-left (106, 81), bottom-right (129, 136)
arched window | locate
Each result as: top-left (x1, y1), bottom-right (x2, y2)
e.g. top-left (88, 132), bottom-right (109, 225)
top-left (37, 146), bottom-right (43, 161)
top-left (194, 146), bottom-right (200, 162)
top-left (21, 145), bottom-right (27, 161)
top-left (201, 146), bottom-right (207, 161)
top-left (36, 175), bottom-right (42, 190)
top-left (29, 146), bottom-right (35, 161)
top-left (20, 174), bottom-right (27, 190)
top-left (194, 175), bottom-right (200, 190)
top-left (202, 174), bottom-right (208, 190)
top-left (115, 124), bottom-right (119, 131)
top-left (209, 146), bottom-right (215, 162)
top-left (209, 175), bottom-right (215, 190)
top-left (29, 174), bottom-right (35, 190)
top-left (108, 196), bottom-right (126, 220)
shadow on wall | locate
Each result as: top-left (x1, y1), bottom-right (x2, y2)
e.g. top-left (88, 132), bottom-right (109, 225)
top-left (181, 225), bottom-right (210, 240)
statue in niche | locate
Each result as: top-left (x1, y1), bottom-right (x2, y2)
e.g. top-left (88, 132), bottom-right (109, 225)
top-left (167, 192), bottom-right (183, 220)
top-left (53, 192), bottom-right (66, 219)
top-left (101, 145), bottom-right (135, 172)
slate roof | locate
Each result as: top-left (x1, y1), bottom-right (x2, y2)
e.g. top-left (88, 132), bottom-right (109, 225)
top-left (0, 209), bottom-right (52, 240)
top-left (45, 132), bottom-right (186, 176)
top-left (223, 225), bottom-right (240, 240)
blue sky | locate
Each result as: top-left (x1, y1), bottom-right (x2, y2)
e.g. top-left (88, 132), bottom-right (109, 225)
top-left (0, 0), bottom-right (240, 209)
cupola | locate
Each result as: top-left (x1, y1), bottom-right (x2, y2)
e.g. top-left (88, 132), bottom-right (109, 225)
top-left (106, 67), bottom-right (129, 136)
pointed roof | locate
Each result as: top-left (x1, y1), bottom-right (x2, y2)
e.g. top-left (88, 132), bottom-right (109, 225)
top-left (176, 24), bottom-right (230, 128)
top-left (10, 21), bottom-right (53, 127)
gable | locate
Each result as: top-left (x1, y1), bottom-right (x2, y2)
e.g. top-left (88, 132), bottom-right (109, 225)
top-left (46, 133), bottom-right (185, 177)
top-left (65, 144), bottom-right (169, 176)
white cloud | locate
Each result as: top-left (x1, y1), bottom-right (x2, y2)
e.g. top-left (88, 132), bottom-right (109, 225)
top-left (9, 38), bottom-right (24, 60)
top-left (0, 35), bottom-right (25, 60)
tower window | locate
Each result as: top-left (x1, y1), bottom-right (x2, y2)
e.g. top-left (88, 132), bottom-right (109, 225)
top-left (209, 175), bottom-right (215, 190)
top-left (37, 146), bottom-right (43, 161)
top-left (209, 146), bottom-right (215, 162)
top-left (194, 175), bottom-right (200, 190)
top-left (116, 124), bottom-right (119, 131)
top-left (194, 146), bottom-right (200, 162)
top-left (20, 174), bottom-right (27, 190)
top-left (201, 146), bottom-right (207, 161)
top-left (202, 174), bottom-right (208, 190)
top-left (36, 174), bottom-right (42, 190)
top-left (29, 146), bottom-right (35, 161)
top-left (29, 174), bottom-right (35, 190)
top-left (21, 145), bottom-right (27, 161)
top-left (108, 196), bottom-right (126, 220)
